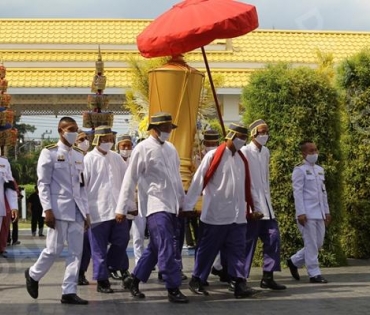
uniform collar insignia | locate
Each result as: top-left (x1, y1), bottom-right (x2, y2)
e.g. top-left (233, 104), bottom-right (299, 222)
top-left (57, 155), bottom-right (65, 161)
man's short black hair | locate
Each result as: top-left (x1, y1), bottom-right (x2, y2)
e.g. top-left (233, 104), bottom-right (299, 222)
top-left (58, 116), bottom-right (76, 126)
top-left (299, 140), bottom-right (314, 152)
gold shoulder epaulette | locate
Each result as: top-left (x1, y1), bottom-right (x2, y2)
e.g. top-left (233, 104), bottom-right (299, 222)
top-left (295, 162), bottom-right (304, 167)
top-left (72, 146), bottom-right (84, 154)
top-left (45, 143), bottom-right (58, 150)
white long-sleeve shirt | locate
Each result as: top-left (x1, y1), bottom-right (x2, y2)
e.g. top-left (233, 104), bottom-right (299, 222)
top-left (84, 148), bottom-right (127, 224)
top-left (240, 142), bottom-right (275, 220)
top-left (184, 146), bottom-right (247, 225)
top-left (292, 160), bottom-right (329, 219)
top-left (115, 135), bottom-right (184, 217)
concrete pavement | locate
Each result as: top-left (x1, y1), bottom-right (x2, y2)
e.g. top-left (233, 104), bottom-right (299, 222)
top-left (0, 230), bottom-right (369, 315)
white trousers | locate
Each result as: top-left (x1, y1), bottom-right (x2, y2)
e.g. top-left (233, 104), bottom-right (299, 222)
top-left (213, 252), bottom-right (222, 270)
top-left (291, 219), bottom-right (325, 278)
top-left (29, 214), bottom-right (84, 295)
top-left (131, 214), bottom-right (146, 265)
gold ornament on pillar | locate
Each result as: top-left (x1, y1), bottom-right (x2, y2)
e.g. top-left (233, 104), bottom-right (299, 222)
top-left (148, 55), bottom-right (204, 190)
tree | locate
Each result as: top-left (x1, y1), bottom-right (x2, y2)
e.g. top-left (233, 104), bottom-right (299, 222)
top-left (242, 63), bottom-right (346, 266)
top-left (337, 49), bottom-right (370, 258)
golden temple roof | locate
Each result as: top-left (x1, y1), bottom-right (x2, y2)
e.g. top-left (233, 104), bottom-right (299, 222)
top-left (1, 19), bottom-right (370, 89)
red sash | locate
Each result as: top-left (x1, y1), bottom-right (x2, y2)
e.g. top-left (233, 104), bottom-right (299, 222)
top-left (202, 143), bottom-right (254, 218)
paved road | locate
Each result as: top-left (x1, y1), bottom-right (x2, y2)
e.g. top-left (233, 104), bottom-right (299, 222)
top-left (0, 231), bottom-right (369, 315)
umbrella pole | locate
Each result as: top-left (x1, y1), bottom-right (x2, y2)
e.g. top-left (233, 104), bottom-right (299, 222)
top-left (201, 46), bottom-right (226, 137)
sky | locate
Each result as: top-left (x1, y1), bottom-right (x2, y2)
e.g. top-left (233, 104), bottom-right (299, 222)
top-left (3, 0), bottom-right (370, 138)
top-left (1, 0), bottom-right (369, 31)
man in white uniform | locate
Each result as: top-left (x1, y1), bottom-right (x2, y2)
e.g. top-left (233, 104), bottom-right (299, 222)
top-left (25, 116), bottom-right (90, 305)
top-left (84, 126), bottom-right (130, 293)
top-left (117, 112), bottom-right (188, 303)
top-left (241, 119), bottom-right (286, 290)
top-left (287, 140), bottom-right (331, 283)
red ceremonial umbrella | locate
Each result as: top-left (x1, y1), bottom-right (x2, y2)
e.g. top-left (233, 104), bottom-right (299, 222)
top-left (137, 0), bottom-right (259, 136)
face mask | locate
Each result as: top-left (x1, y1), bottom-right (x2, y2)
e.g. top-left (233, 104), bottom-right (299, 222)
top-left (77, 140), bottom-right (89, 152)
top-left (255, 134), bottom-right (269, 146)
top-left (233, 137), bottom-right (245, 151)
top-left (120, 149), bottom-right (132, 158)
top-left (63, 132), bottom-right (78, 146)
top-left (158, 131), bottom-right (170, 142)
top-left (99, 142), bottom-right (113, 152)
top-left (306, 154), bottom-right (318, 164)
top-left (205, 146), bottom-right (217, 152)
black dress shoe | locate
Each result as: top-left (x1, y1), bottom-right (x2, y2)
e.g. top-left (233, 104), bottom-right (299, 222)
top-left (158, 272), bottom-right (164, 282)
top-left (260, 278), bottom-right (287, 290)
top-left (287, 259), bottom-right (300, 280)
top-left (189, 276), bottom-right (209, 296)
top-left (109, 270), bottom-right (122, 280)
top-left (234, 279), bottom-right (260, 299)
top-left (211, 267), bottom-right (230, 282)
top-left (78, 273), bottom-right (89, 286)
top-left (97, 280), bottom-right (114, 293)
top-left (25, 268), bottom-right (39, 299)
top-left (124, 275), bottom-right (145, 298)
top-left (61, 294), bottom-right (88, 305)
top-left (12, 241), bottom-right (21, 245)
top-left (168, 288), bottom-right (189, 303)
top-left (309, 275), bottom-right (328, 283)
top-left (211, 267), bottom-right (222, 277)
top-left (181, 272), bottom-right (188, 281)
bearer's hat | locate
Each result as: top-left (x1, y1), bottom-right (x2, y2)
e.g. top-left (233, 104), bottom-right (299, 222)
top-left (203, 129), bottom-right (220, 142)
top-left (92, 125), bottom-right (116, 146)
top-left (249, 119), bottom-right (267, 137)
top-left (147, 112), bottom-right (177, 131)
top-left (225, 122), bottom-right (249, 140)
top-left (115, 134), bottom-right (132, 150)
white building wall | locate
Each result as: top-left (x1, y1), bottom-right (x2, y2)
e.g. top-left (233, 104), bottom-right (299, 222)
top-left (222, 94), bottom-right (241, 125)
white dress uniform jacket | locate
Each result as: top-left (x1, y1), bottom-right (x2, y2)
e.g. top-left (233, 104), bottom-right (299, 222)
top-left (37, 140), bottom-right (88, 220)
top-left (0, 156), bottom-right (18, 217)
top-left (292, 160), bottom-right (329, 219)
top-left (116, 135), bottom-right (184, 216)
top-left (184, 147), bottom-right (247, 225)
top-left (84, 148), bottom-right (127, 224)
top-left (240, 142), bottom-right (275, 220)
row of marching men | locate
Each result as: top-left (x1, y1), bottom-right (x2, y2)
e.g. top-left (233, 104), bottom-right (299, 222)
top-left (24, 112), bottom-right (330, 305)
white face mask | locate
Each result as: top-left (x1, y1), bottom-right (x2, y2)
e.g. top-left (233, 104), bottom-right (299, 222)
top-left (63, 132), bottom-right (78, 146)
top-left (306, 154), bottom-right (318, 164)
top-left (233, 137), bottom-right (245, 151)
top-left (99, 142), bottom-right (113, 152)
top-left (120, 149), bottom-right (132, 158)
top-left (205, 146), bottom-right (217, 152)
top-left (255, 134), bottom-right (269, 146)
top-left (77, 140), bottom-right (89, 152)
top-left (158, 131), bottom-right (170, 142)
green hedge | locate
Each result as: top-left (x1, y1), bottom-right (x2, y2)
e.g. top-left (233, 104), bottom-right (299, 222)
top-left (337, 49), bottom-right (370, 258)
top-left (242, 63), bottom-right (346, 267)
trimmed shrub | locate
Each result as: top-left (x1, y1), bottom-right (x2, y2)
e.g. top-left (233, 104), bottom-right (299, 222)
top-left (241, 63), bottom-right (346, 266)
top-left (337, 49), bottom-right (370, 258)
